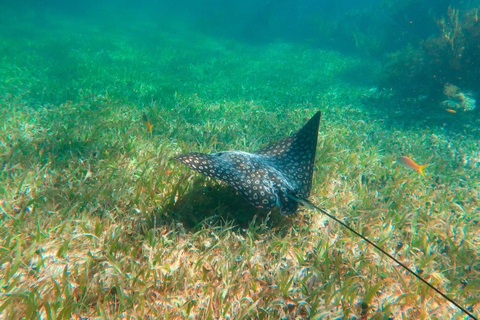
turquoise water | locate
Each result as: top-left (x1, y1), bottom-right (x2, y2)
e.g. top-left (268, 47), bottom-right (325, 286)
top-left (1, 1), bottom-right (480, 319)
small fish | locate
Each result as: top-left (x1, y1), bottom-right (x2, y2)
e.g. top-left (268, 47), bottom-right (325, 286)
top-left (142, 114), bottom-right (153, 137)
top-left (445, 109), bottom-right (456, 113)
top-left (396, 156), bottom-right (430, 177)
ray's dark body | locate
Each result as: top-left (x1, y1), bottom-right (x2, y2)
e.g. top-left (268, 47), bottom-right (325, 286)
top-left (172, 111), bottom-right (321, 215)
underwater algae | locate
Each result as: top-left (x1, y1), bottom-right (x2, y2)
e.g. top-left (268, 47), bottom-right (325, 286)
top-left (0, 2), bottom-right (479, 319)
top-left (383, 6), bottom-right (480, 105)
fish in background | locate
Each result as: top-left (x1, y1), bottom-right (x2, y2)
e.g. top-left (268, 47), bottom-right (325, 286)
top-left (396, 156), bottom-right (430, 177)
top-left (142, 114), bottom-right (153, 137)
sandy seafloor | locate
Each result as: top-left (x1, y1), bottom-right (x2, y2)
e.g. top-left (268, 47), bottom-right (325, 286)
top-left (1, 4), bottom-right (479, 320)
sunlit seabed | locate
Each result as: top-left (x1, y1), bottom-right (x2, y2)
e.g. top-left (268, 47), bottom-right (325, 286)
top-left (0, 8), bottom-right (479, 319)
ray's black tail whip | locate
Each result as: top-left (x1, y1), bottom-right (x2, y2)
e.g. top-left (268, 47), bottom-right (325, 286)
top-left (291, 195), bottom-right (478, 320)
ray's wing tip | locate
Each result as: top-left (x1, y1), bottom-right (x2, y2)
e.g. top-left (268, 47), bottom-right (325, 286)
top-left (170, 153), bottom-right (193, 163)
top-left (170, 154), bottom-right (183, 162)
top-left (302, 111), bottom-right (322, 129)
top-left (306, 110), bottom-right (322, 132)
top-left (171, 152), bottom-right (209, 163)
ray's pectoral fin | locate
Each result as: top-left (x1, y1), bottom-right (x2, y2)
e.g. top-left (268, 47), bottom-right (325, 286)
top-left (171, 152), bottom-right (235, 183)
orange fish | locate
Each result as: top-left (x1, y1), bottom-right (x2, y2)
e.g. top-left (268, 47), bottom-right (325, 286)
top-left (142, 114), bottom-right (153, 137)
top-left (396, 156), bottom-right (430, 177)
top-left (445, 109), bottom-right (456, 113)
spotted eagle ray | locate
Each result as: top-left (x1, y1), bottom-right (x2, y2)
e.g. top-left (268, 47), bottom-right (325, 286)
top-left (172, 111), bottom-right (321, 215)
top-left (170, 111), bottom-right (476, 319)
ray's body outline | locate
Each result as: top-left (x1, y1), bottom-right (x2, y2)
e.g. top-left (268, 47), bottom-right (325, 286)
top-left (172, 111), bottom-right (321, 215)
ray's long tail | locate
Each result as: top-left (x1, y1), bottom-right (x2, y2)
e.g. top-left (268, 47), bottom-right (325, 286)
top-left (290, 195), bottom-right (477, 320)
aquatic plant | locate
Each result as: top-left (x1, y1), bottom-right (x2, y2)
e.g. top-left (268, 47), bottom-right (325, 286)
top-left (0, 6), bottom-right (479, 320)
top-left (434, 7), bottom-right (480, 72)
top-left (442, 83), bottom-right (476, 111)
top-left (383, 5), bottom-right (480, 102)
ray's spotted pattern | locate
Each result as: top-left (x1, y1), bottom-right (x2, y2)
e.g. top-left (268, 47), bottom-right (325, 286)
top-left (172, 111), bottom-right (321, 215)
